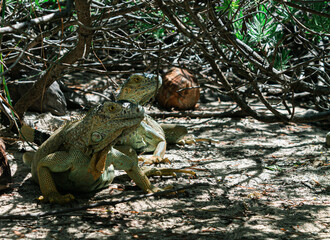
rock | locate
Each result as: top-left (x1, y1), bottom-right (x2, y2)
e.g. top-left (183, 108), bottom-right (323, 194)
top-left (156, 67), bottom-right (200, 110)
top-left (7, 81), bottom-right (67, 116)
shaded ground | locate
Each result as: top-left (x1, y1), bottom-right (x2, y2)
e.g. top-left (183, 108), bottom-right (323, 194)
top-left (0, 106), bottom-right (329, 239)
top-left (1, 70), bottom-right (329, 240)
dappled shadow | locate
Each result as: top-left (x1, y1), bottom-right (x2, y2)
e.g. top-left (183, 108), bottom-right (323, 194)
top-left (1, 115), bottom-right (329, 239)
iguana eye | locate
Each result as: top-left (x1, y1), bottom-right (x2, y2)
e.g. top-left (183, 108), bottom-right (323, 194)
top-left (91, 132), bottom-right (103, 142)
top-left (108, 105), bottom-right (116, 112)
top-left (131, 75), bottom-right (141, 83)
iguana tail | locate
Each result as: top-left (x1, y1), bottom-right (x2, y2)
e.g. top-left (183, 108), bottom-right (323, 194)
top-left (20, 124), bottom-right (51, 145)
top-left (23, 151), bottom-right (35, 167)
top-left (161, 123), bottom-right (219, 145)
top-left (20, 124), bottom-right (36, 143)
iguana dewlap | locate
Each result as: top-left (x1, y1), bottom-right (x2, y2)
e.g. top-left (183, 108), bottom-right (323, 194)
top-left (23, 100), bottom-right (159, 204)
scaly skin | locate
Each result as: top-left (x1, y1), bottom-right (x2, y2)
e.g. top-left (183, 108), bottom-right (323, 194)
top-left (117, 73), bottom-right (162, 105)
top-left (23, 100), bottom-right (163, 204)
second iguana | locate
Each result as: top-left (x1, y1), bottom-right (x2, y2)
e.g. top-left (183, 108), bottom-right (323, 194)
top-left (117, 73), bottom-right (217, 163)
top-left (116, 73), bottom-right (168, 164)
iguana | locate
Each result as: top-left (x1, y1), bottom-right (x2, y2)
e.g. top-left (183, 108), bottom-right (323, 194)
top-left (117, 73), bottom-right (218, 163)
top-left (22, 100), bottom-right (165, 204)
top-left (116, 73), bottom-right (168, 164)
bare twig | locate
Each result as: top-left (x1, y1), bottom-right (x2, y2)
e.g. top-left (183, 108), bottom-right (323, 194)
top-left (0, 0), bottom-right (328, 123)
top-left (0, 1), bottom-right (73, 34)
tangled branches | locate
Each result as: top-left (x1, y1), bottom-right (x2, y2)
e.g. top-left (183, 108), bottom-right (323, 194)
top-left (0, 0), bottom-right (329, 122)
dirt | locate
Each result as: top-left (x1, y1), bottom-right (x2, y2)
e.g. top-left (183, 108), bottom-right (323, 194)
top-left (0, 101), bottom-right (329, 239)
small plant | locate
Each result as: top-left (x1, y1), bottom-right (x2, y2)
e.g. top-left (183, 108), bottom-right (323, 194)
top-left (216, 0), bottom-right (240, 18)
top-left (246, 5), bottom-right (279, 48)
top-left (274, 49), bottom-right (291, 71)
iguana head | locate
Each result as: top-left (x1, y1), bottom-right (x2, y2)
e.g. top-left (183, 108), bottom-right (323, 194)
top-left (77, 100), bottom-right (144, 152)
top-left (117, 73), bottom-right (162, 105)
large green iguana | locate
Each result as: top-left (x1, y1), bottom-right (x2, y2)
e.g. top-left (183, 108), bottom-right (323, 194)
top-left (23, 100), bottom-right (165, 204)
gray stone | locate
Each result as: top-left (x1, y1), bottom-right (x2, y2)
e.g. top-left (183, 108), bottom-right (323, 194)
top-left (7, 81), bottom-right (67, 116)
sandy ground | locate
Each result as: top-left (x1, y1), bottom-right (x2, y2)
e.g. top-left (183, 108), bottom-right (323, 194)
top-left (0, 104), bottom-right (329, 239)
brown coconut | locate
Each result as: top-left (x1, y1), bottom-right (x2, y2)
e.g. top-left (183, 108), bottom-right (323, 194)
top-left (157, 67), bottom-right (200, 110)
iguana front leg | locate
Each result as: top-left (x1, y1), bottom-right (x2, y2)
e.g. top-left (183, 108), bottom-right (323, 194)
top-left (109, 146), bottom-right (195, 193)
top-left (109, 146), bottom-right (156, 192)
top-left (37, 151), bottom-right (77, 204)
top-left (137, 119), bottom-right (170, 165)
top-left (138, 140), bottom-right (170, 165)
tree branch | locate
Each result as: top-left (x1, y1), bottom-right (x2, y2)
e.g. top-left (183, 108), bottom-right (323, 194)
top-left (14, 0), bottom-right (93, 118)
top-left (0, 1), bottom-right (74, 34)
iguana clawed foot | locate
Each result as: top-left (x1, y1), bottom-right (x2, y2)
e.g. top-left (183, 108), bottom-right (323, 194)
top-left (37, 192), bottom-right (75, 205)
top-left (138, 155), bottom-right (171, 165)
top-left (147, 184), bottom-right (173, 193)
top-left (140, 167), bottom-right (195, 194)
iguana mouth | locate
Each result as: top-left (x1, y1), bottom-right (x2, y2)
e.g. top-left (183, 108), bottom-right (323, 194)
top-left (114, 115), bottom-right (144, 121)
top-left (108, 115), bottom-right (144, 130)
